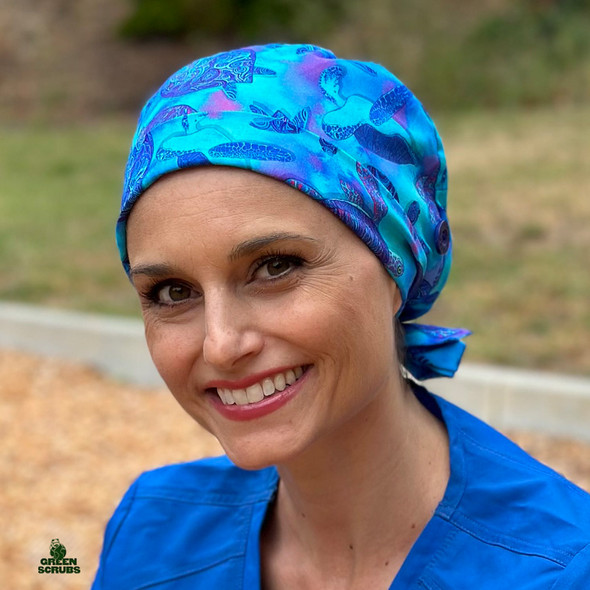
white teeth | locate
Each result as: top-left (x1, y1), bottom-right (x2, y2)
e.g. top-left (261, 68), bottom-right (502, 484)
top-left (273, 372), bottom-right (286, 392)
top-left (216, 366), bottom-right (306, 405)
top-left (233, 389), bottom-right (248, 405)
top-left (262, 378), bottom-right (275, 397)
top-left (246, 383), bottom-right (264, 403)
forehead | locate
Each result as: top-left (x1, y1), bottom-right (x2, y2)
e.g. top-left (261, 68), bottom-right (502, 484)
top-left (126, 167), bottom-right (348, 256)
top-left (130, 166), bottom-right (330, 227)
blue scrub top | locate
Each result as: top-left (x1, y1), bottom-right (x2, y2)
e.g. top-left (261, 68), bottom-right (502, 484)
top-left (92, 388), bottom-right (590, 589)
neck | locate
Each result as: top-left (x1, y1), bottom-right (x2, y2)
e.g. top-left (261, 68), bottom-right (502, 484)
top-left (262, 383), bottom-right (449, 586)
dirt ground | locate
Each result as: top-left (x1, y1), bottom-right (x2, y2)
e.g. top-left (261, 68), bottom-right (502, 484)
top-left (2, 349), bottom-right (590, 589)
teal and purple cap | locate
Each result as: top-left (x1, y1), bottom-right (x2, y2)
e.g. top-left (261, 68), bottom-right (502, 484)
top-left (118, 43), bottom-right (469, 380)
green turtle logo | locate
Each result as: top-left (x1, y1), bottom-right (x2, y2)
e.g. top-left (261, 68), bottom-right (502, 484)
top-left (50, 539), bottom-right (66, 561)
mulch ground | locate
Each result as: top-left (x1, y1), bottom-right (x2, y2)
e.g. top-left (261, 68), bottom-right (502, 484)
top-left (2, 349), bottom-right (589, 589)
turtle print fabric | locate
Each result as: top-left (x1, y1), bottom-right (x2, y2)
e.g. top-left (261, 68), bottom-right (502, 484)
top-left (118, 43), bottom-right (469, 381)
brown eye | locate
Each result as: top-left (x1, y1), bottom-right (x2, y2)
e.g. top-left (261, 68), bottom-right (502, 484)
top-left (158, 283), bottom-right (192, 303)
top-left (253, 255), bottom-right (303, 281)
top-left (267, 258), bottom-right (293, 276)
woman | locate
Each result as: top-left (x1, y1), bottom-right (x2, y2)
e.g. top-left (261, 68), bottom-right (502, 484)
top-left (93, 44), bottom-right (590, 589)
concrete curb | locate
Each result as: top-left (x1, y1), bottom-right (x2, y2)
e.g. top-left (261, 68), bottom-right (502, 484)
top-left (429, 365), bottom-right (590, 442)
top-left (1, 301), bottom-right (589, 441)
top-left (0, 302), bottom-right (161, 387)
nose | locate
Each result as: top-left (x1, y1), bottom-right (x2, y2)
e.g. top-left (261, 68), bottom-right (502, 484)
top-left (202, 293), bottom-right (264, 370)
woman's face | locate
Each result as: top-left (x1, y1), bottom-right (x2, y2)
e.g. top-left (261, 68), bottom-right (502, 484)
top-left (127, 167), bottom-right (402, 469)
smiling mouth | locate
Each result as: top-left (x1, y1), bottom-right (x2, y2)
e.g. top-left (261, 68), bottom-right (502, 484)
top-left (215, 366), bottom-right (305, 406)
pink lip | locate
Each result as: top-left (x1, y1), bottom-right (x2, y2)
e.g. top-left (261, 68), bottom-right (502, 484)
top-left (204, 365), bottom-right (303, 391)
top-left (208, 366), bottom-right (311, 421)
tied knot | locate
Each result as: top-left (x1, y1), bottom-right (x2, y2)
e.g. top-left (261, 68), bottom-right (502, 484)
top-left (402, 323), bottom-right (471, 381)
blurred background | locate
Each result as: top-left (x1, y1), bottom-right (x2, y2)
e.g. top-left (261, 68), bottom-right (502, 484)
top-left (1, 0), bottom-right (589, 373)
top-left (1, 1), bottom-right (589, 587)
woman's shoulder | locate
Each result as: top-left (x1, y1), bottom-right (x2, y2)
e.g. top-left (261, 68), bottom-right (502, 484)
top-left (439, 392), bottom-right (590, 509)
top-left (431, 392), bottom-right (590, 579)
top-left (92, 457), bottom-right (277, 589)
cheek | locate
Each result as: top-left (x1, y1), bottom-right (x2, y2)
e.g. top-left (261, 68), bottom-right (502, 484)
top-left (144, 317), bottom-right (202, 392)
top-left (281, 274), bottom-right (395, 365)
top-left (332, 276), bottom-right (397, 374)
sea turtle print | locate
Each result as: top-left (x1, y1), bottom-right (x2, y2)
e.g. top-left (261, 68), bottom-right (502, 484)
top-left (160, 49), bottom-right (275, 100)
top-left (209, 141), bottom-right (295, 162)
top-left (249, 103), bottom-right (310, 134)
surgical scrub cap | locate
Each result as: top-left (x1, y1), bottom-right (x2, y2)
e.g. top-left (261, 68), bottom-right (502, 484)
top-left (118, 43), bottom-right (469, 381)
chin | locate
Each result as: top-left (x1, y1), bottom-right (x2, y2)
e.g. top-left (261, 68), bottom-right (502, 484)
top-left (217, 431), bottom-right (308, 471)
top-left (222, 446), bottom-right (282, 472)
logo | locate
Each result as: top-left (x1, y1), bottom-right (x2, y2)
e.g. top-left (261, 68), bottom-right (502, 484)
top-left (50, 538), bottom-right (67, 560)
top-left (38, 539), bottom-right (81, 575)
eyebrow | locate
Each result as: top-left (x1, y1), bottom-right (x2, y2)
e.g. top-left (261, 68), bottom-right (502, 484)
top-left (129, 233), bottom-right (317, 278)
top-left (228, 232), bottom-right (318, 261)
top-left (129, 262), bottom-right (180, 279)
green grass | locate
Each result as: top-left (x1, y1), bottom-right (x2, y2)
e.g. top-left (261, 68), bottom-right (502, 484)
top-left (426, 107), bottom-right (590, 375)
top-left (1, 108), bottom-right (589, 375)
top-left (0, 118), bottom-right (139, 316)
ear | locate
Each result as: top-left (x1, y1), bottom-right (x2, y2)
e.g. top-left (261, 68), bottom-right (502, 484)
top-left (391, 283), bottom-right (403, 317)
